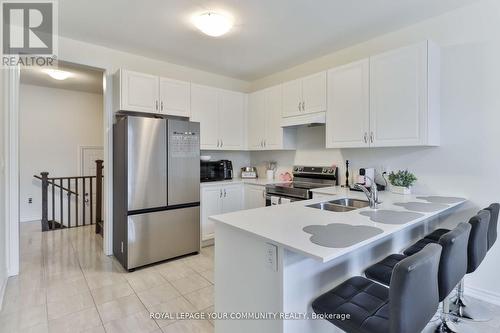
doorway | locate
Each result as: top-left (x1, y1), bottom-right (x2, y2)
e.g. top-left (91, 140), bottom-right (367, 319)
top-left (4, 61), bottom-right (114, 277)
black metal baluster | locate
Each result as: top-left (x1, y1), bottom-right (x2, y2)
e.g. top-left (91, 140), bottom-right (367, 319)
top-left (60, 178), bottom-right (63, 229)
top-left (82, 178), bottom-right (86, 226)
top-left (67, 178), bottom-right (71, 228)
top-left (51, 180), bottom-right (55, 224)
top-left (95, 160), bottom-right (103, 235)
top-left (75, 178), bottom-right (79, 227)
top-left (40, 172), bottom-right (49, 231)
top-left (90, 177), bottom-right (93, 225)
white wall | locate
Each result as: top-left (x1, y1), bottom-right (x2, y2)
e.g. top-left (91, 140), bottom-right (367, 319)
top-left (249, 0), bottom-right (500, 299)
top-left (58, 37), bottom-right (250, 93)
top-left (19, 84), bottom-right (103, 222)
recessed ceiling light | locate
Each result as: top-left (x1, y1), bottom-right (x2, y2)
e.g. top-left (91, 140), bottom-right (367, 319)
top-left (192, 12), bottom-right (233, 37)
top-left (42, 69), bottom-right (73, 80)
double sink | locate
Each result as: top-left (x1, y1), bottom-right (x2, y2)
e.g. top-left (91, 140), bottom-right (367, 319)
top-left (307, 198), bottom-right (370, 212)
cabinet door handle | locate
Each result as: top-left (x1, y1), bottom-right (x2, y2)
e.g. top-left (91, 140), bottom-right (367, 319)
top-left (217, 140), bottom-right (219, 148)
top-left (160, 101), bottom-right (164, 111)
top-left (220, 189), bottom-right (223, 198)
top-left (363, 132), bottom-right (368, 143)
top-left (302, 101), bottom-right (305, 111)
top-left (370, 132), bottom-right (374, 143)
top-left (224, 189), bottom-right (227, 197)
top-left (298, 101), bottom-right (301, 111)
top-left (155, 100), bottom-right (159, 111)
top-left (264, 139), bottom-right (266, 147)
top-left (220, 140), bottom-right (223, 148)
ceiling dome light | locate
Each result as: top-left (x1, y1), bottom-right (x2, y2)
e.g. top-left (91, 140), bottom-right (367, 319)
top-left (193, 12), bottom-right (233, 37)
top-left (42, 69), bottom-right (73, 80)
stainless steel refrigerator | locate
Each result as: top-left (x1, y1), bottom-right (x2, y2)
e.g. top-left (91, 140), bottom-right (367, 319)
top-left (113, 115), bottom-right (200, 270)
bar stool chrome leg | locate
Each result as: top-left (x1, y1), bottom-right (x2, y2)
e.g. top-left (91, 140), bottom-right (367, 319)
top-left (435, 296), bottom-right (459, 332)
top-left (451, 280), bottom-right (493, 322)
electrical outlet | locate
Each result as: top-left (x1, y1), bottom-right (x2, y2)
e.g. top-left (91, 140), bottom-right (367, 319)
top-left (28, 197), bottom-right (33, 204)
top-left (265, 243), bottom-right (278, 271)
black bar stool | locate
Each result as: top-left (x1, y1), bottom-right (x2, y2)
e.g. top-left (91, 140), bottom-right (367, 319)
top-left (312, 244), bottom-right (442, 333)
top-left (365, 222), bottom-right (471, 332)
top-left (451, 207), bottom-right (496, 321)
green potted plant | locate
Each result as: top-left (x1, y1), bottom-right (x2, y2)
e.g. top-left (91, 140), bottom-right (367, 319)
top-left (387, 170), bottom-right (417, 195)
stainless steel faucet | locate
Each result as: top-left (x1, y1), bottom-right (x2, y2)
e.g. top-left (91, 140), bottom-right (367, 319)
top-left (353, 176), bottom-right (379, 209)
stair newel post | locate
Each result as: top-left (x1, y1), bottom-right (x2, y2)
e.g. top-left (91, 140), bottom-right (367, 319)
top-left (41, 172), bottom-right (49, 231)
top-left (95, 160), bottom-right (104, 235)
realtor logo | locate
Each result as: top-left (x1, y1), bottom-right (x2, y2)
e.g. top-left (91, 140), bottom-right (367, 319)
top-left (1, 0), bottom-right (57, 67)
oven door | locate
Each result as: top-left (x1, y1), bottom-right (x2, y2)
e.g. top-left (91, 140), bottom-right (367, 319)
top-left (265, 194), bottom-right (303, 206)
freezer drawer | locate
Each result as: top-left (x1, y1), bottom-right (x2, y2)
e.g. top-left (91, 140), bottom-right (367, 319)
top-left (127, 206), bottom-right (200, 269)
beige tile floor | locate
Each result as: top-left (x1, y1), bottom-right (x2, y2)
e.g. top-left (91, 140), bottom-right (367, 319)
top-left (0, 221), bottom-right (214, 333)
top-left (3, 221), bottom-right (500, 333)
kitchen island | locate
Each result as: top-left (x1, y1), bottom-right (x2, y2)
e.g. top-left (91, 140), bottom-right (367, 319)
top-left (211, 187), bottom-right (466, 333)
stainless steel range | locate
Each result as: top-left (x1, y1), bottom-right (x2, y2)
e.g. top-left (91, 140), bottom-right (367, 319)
top-left (265, 166), bottom-right (339, 205)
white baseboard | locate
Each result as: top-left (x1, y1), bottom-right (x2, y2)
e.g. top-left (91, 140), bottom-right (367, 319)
top-left (202, 238), bottom-right (214, 248)
top-left (20, 216), bottom-right (40, 223)
top-left (465, 285), bottom-right (500, 306)
top-left (0, 276), bottom-right (7, 312)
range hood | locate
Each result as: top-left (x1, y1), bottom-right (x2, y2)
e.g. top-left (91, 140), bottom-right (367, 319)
top-left (281, 111), bottom-right (326, 128)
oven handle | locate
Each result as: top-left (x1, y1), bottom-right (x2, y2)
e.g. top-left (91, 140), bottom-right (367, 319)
top-left (265, 194), bottom-right (302, 206)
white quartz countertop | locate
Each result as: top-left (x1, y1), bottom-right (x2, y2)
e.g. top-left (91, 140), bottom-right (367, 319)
top-left (210, 187), bottom-right (466, 263)
top-left (200, 178), bottom-right (288, 187)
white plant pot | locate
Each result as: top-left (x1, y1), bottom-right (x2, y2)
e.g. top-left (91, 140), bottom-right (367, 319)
top-left (390, 185), bottom-right (412, 195)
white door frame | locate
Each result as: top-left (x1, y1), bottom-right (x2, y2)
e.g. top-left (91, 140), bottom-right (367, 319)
top-left (78, 145), bottom-right (104, 177)
top-left (4, 66), bottom-right (20, 276)
top-left (4, 64), bottom-right (114, 277)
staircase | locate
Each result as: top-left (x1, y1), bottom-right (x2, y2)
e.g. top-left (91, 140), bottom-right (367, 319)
top-left (35, 160), bottom-right (104, 235)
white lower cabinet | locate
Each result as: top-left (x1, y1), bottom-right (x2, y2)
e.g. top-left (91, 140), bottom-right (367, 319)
top-left (244, 184), bottom-right (266, 209)
top-left (201, 184), bottom-right (243, 241)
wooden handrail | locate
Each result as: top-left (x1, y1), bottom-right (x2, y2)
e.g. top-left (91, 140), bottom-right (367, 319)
top-left (33, 175), bottom-right (78, 196)
top-left (48, 175), bottom-right (102, 180)
top-left (38, 160), bottom-right (104, 232)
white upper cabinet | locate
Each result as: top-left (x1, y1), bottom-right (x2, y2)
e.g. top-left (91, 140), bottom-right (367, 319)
top-left (191, 84), bottom-right (219, 149)
top-left (159, 78), bottom-right (190, 117)
top-left (218, 90), bottom-right (245, 150)
top-left (265, 85), bottom-right (285, 149)
top-left (326, 59), bottom-right (370, 148)
top-left (248, 90), bottom-right (266, 150)
top-left (114, 69), bottom-right (190, 117)
top-left (325, 41), bottom-right (440, 148)
top-left (118, 70), bottom-right (160, 113)
top-left (191, 84), bottom-right (245, 150)
top-left (370, 41), bottom-right (440, 147)
top-left (282, 79), bottom-right (303, 117)
top-left (282, 71), bottom-right (327, 118)
top-left (248, 85), bottom-right (296, 151)
top-left (301, 72), bottom-right (327, 114)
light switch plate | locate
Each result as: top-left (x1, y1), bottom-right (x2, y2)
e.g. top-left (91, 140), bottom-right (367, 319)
top-left (265, 243), bottom-right (278, 271)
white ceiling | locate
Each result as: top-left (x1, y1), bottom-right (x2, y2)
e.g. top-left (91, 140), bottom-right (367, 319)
top-left (20, 62), bottom-right (103, 94)
top-left (58, 0), bottom-right (478, 81)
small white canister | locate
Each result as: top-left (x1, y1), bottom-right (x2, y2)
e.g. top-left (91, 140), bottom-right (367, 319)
top-left (266, 169), bottom-right (275, 180)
